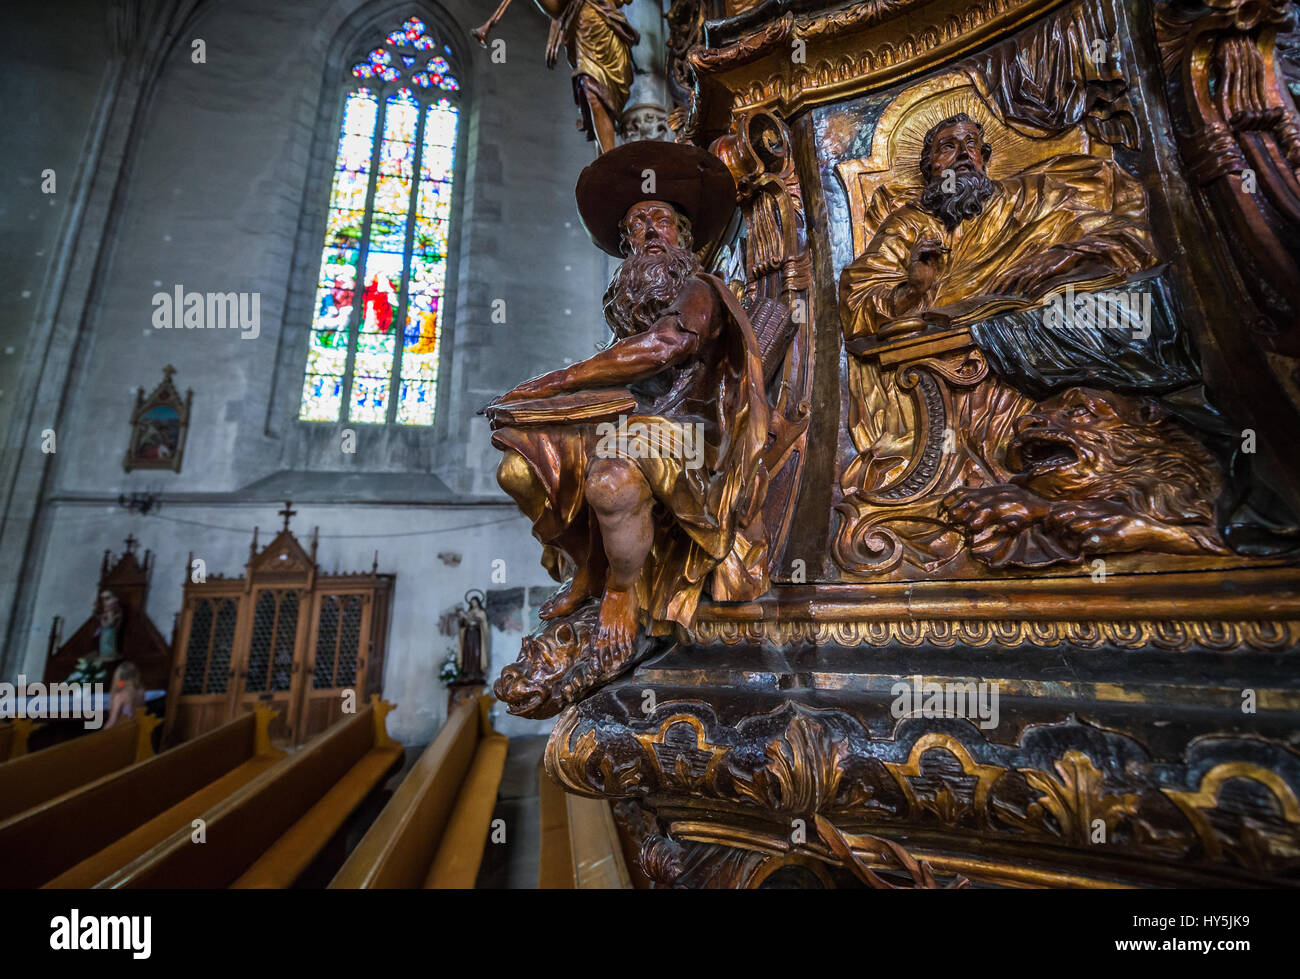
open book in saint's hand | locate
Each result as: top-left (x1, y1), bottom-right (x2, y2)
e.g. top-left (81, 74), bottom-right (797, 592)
top-left (481, 387), bottom-right (637, 430)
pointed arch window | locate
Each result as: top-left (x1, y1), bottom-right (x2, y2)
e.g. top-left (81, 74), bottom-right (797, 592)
top-left (299, 16), bottom-right (461, 426)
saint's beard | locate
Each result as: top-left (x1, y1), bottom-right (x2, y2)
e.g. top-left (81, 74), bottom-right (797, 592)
top-left (918, 168), bottom-right (997, 232)
top-left (603, 243), bottom-right (702, 342)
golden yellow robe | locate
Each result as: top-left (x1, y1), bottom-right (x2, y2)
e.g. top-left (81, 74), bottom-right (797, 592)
top-left (839, 154), bottom-right (1157, 339)
top-left (546, 0), bottom-right (638, 134)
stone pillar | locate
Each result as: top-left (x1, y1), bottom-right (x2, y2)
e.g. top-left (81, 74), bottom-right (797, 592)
top-left (622, 0), bottom-right (671, 142)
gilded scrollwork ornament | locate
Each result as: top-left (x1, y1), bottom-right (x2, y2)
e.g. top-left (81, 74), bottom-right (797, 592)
top-left (1155, 0), bottom-right (1300, 346)
top-left (545, 696), bottom-right (1300, 884)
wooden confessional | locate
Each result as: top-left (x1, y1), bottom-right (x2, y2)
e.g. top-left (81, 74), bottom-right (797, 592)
top-left (164, 506), bottom-right (393, 747)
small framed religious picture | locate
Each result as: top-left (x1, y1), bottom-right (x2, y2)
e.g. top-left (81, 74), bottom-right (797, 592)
top-left (123, 365), bottom-right (193, 473)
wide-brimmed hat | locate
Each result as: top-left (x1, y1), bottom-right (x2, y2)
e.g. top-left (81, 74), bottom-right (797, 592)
top-left (576, 141), bottom-right (737, 257)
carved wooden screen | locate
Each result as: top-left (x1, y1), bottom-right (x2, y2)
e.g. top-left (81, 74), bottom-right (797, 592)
top-left (164, 526), bottom-right (393, 747)
top-left (301, 591), bottom-right (375, 737)
top-left (169, 590), bottom-right (241, 743)
top-left (233, 588), bottom-right (308, 743)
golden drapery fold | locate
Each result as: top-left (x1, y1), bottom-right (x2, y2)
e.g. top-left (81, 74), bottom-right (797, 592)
top-left (546, 0), bottom-right (638, 129)
top-left (491, 273), bottom-right (770, 633)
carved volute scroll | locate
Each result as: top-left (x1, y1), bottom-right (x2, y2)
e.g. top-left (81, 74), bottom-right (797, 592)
top-left (710, 109), bottom-right (814, 565)
top-left (1156, 0), bottom-right (1300, 349)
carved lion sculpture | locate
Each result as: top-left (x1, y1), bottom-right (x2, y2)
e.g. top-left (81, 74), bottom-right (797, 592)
top-left (493, 602), bottom-right (658, 719)
top-left (941, 387), bottom-right (1228, 568)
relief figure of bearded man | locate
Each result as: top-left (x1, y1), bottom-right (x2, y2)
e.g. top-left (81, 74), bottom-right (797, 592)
top-left (837, 111), bottom-right (1298, 567)
top-left (839, 112), bottom-right (1157, 338)
top-left (473, 1), bottom-right (638, 153)
top-left (484, 142), bottom-right (770, 715)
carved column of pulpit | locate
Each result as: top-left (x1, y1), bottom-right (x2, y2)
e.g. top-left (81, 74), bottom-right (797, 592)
top-left (492, 0), bottom-right (1300, 887)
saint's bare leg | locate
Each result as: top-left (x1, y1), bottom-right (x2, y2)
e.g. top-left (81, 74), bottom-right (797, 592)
top-left (585, 457), bottom-right (653, 664)
top-left (540, 516), bottom-right (607, 619)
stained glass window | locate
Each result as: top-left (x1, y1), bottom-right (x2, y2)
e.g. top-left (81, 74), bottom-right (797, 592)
top-left (299, 16), bottom-right (460, 426)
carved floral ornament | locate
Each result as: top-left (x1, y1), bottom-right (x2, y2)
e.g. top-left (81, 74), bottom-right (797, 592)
top-left (684, 615), bottom-right (1300, 651)
top-left (547, 702), bottom-right (1300, 883)
top-left (687, 0), bottom-right (1099, 115)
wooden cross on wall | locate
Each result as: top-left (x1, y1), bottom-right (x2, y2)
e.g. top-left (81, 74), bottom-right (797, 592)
top-left (278, 500), bottom-right (297, 532)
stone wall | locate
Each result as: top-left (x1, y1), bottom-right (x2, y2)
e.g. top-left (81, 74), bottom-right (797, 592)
top-left (27, 500), bottom-right (554, 740)
top-left (2, 0), bottom-right (622, 741)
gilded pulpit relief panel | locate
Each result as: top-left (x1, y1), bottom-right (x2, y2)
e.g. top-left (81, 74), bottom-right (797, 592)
top-left (818, 5), bottom-right (1296, 580)
top-left (486, 137), bottom-right (813, 719)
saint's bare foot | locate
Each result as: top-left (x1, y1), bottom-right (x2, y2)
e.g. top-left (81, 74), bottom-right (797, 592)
top-left (592, 585), bottom-right (638, 670)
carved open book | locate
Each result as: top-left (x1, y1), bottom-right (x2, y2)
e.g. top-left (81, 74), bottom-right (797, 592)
top-left (912, 273), bottom-right (1138, 330)
top-left (484, 388), bottom-right (637, 429)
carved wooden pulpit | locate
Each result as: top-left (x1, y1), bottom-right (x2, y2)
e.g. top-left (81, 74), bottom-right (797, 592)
top-left (492, 0), bottom-right (1300, 887)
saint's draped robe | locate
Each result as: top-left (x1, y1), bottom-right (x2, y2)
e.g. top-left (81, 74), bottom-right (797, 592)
top-left (546, 0), bottom-right (638, 139)
top-left (491, 272), bottom-right (770, 633)
top-left (839, 154), bottom-right (1156, 339)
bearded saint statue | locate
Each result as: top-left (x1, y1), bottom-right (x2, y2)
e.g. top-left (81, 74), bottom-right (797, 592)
top-left (484, 141), bottom-right (769, 681)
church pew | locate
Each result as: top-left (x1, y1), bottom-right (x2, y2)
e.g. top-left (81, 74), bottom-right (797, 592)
top-left (565, 793), bottom-right (632, 889)
top-left (535, 753), bottom-right (631, 889)
top-left (423, 698), bottom-right (509, 888)
top-left (329, 695), bottom-right (508, 889)
top-left (0, 714), bottom-right (159, 823)
top-left (537, 757), bottom-right (575, 888)
top-left (93, 697), bottom-right (403, 888)
top-left (0, 718), bottom-right (41, 761)
top-left (23, 707), bottom-right (282, 889)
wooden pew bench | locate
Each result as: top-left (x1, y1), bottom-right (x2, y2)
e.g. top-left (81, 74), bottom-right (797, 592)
top-left (1, 707), bottom-right (282, 889)
top-left (0, 714), bottom-right (159, 824)
top-left (537, 759), bottom-right (631, 889)
top-left (330, 695), bottom-right (508, 889)
top-left (91, 696), bottom-right (402, 888)
top-left (0, 718), bottom-right (40, 761)
top-left (537, 755), bottom-right (574, 888)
